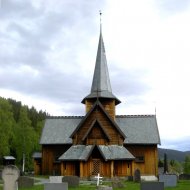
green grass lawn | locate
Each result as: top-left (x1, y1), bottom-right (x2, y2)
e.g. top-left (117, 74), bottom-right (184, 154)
top-left (0, 180), bottom-right (189, 190)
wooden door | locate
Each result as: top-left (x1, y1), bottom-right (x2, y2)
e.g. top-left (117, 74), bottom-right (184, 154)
top-left (92, 159), bottom-right (102, 175)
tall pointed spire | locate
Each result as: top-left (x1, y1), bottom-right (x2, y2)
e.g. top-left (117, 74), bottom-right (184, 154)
top-left (91, 22), bottom-right (112, 93)
top-left (82, 12), bottom-right (120, 105)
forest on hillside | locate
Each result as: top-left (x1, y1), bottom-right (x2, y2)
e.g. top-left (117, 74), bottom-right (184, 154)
top-left (0, 96), bottom-right (48, 171)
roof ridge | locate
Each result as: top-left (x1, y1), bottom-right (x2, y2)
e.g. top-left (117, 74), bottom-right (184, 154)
top-left (47, 116), bottom-right (84, 119)
top-left (116, 115), bottom-right (155, 118)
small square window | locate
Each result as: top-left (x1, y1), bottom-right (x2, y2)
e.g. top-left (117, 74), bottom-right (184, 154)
top-left (135, 156), bottom-right (144, 163)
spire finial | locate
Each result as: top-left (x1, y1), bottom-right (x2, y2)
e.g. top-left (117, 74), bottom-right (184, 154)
top-left (99, 10), bottom-right (102, 23)
top-left (99, 10), bottom-right (102, 31)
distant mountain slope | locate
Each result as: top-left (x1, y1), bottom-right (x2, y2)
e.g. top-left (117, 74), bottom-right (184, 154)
top-left (158, 148), bottom-right (190, 162)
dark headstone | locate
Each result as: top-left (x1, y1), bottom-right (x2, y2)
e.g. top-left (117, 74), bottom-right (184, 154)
top-left (62, 175), bottom-right (79, 187)
top-left (128, 176), bottom-right (133, 181)
top-left (112, 177), bottom-right (124, 188)
top-left (134, 169), bottom-right (141, 182)
top-left (141, 182), bottom-right (164, 190)
top-left (159, 174), bottom-right (177, 187)
top-left (44, 183), bottom-right (68, 190)
top-left (18, 176), bottom-right (34, 188)
top-left (179, 174), bottom-right (190, 180)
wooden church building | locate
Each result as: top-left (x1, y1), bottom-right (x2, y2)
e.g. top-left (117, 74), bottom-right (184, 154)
top-left (34, 26), bottom-right (161, 178)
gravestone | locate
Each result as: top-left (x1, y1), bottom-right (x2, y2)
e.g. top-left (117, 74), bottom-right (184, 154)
top-left (2, 165), bottom-right (20, 190)
top-left (49, 176), bottom-right (63, 183)
top-left (134, 169), bottom-right (141, 182)
top-left (44, 183), bottom-right (68, 190)
top-left (159, 174), bottom-right (177, 187)
top-left (18, 176), bottom-right (34, 188)
top-left (96, 185), bottom-right (113, 190)
top-left (112, 177), bottom-right (124, 188)
top-left (62, 175), bottom-right (79, 187)
top-left (141, 182), bottom-right (164, 190)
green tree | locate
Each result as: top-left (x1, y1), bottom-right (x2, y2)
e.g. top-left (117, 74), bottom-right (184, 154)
top-left (12, 106), bottom-right (36, 171)
top-left (0, 97), bottom-right (14, 159)
top-left (169, 160), bottom-right (183, 174)
top-left (184, 155), bottom-right (190, 174)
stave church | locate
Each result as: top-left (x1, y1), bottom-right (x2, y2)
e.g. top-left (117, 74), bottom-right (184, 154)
top-left (33, 23), bottom-right (160, 178)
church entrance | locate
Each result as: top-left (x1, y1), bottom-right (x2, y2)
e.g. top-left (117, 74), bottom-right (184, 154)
top-left (92, 159), bottom-right (102, 175)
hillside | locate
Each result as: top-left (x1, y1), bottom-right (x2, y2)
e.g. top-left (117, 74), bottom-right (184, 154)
top-left (158, 148), bottom-right (190, 162)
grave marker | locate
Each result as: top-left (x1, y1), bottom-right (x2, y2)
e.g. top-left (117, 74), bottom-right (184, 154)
top-left (62, 175), bottom-right (79, 187)
top-left (18, 176), bottom-right (34, 188)
top-left (2, 165), bottom-right (20, 190)
top-left (49, 176), bottom-right (63, 183)
top-left (134, 169), bottom-right (141, 182)
top-left (95, 173), bottom-right (103, 186)
top-left (159, 174), bottom-right (177, 187)
top-left (141, 182), bottom-right (164, 190)
top-left (44, 183), bottom-right (68, 190)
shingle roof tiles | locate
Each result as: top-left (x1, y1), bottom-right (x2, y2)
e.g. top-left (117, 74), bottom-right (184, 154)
top-left (40, 115), bottom-right (160, 145)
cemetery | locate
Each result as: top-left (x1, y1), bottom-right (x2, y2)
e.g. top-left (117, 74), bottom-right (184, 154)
top-left (0, 165), bottom-right (190, 190)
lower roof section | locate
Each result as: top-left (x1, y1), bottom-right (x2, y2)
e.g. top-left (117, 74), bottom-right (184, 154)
top-left (98, 145), bottom-right (135, 161)
top-left (59, 145), bottom-right (135, 161)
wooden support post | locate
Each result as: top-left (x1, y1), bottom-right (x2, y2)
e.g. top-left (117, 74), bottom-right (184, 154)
top-left (80, 161), bottom-right (83, 178)
top-left (111, 160), bottom-right (114, 178)
top-left (131, 160), bottom-right (135, 176)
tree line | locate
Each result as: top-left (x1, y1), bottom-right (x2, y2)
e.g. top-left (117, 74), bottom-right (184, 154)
top-left (0, 96), bottom-right (48, 170)
top-left (158, 156), bottom-right (190, 174)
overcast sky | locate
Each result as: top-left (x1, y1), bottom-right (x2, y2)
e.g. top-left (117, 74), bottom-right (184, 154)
top-left (1, 0), bottom-right (190, 151)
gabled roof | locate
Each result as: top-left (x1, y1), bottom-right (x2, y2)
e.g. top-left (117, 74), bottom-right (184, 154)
top-left (40, 115), bottom-right (160, 145)
top-left (70, 100), bottom-right (126, 139)
top-left (82, 119), bottom-right (111, 141)
top-left (59, 145), bottom-right (135, 161)
top-left (59, 145), bottom-right (94, 161)
top-left (82, 29), bottom-right (120, 105)
top-left (98, 145), bottom-right (135, 161)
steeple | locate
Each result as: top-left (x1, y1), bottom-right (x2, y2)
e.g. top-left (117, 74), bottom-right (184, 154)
top-left (82, 16), bottom-right (120, 105)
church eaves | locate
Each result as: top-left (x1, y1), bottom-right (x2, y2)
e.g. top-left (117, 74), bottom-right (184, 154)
top-left (82, 28), bottom-right (121, 105)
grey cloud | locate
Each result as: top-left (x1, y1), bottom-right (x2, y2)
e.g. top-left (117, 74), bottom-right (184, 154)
top-left (110, 65), bottom-right (151, 97)
top-left (0, 0), bottom-right (42, 19)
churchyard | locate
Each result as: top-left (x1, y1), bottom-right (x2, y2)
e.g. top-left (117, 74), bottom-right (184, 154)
top-left (1, 163), bottom-right (190, 190)
top-left (0, 178), bottom-right (190, 190)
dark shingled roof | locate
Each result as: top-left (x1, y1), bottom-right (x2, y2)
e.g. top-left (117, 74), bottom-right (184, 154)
top-left (40, 115), bottom-right (160, 145)
top-left (59, 145), bottom-right (135, 161)
top-left (98, 145), bottom-right (135, 160)
top-left (40, 117), bottom-right (82, 144)
top-left (116, 115), bottom-right (161, 144)
top-left (59, 145), bottom-right (94, 161)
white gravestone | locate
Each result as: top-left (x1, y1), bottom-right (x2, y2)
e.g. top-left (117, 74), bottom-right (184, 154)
top-left (49, 176), bottom-right (63, 183)
top-left (2, 165), bottom-right (20, 190)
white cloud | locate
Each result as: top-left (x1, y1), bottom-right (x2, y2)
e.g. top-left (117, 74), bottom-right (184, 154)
top-left (0, 0), bottom-right (190, 151)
